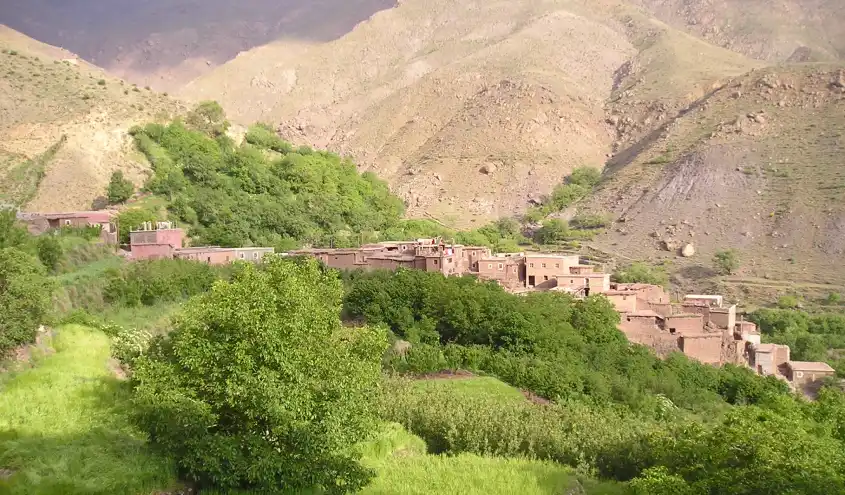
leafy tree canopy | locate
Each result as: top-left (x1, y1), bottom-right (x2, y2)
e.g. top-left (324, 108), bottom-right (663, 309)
top-left (131, 257), bottom-right (387, 493)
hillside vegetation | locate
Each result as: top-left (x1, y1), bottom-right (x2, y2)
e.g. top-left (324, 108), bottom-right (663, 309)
top-left (0, 26), bottom-right (185, 211)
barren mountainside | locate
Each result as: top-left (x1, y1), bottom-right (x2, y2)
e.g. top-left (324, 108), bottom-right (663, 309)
top-left (0, 0), bottom-right (395, 92)
top-left (0, 25), bottom-right (186, 211)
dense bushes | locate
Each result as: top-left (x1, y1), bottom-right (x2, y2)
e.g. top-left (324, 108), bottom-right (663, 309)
top-left (130, 111), bottom-right (406, 250)
top-left (524, 166), bottom-right (602, 222)
top-left (750, 308), bottom-right (845, 371)
top-left (104, 258), bottom-right (227, 307)
top-left (612, 262), bottom-right (669, 287)
top-left (345, 269), bottom-right (783, 413)
top-left (130, 257), bottom-right (387, 493)
top-left (0, 247), bottom-right (54, 355)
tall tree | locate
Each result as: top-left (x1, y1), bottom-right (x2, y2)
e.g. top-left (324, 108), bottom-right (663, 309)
top-left (131, 257), bottom-right (387, 493)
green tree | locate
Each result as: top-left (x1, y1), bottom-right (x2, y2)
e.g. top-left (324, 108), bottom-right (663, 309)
top-left (612, 262), bottom-right (669, 287)
top-left (0, 208), bottom-right (30, 249)
top-left (185, 101), bottom-right (230, 137)
top-left (130, 257), bottom-right (387, 493)
top-left (35, 235), bottom-right (63, 271)
top-left (107, 170), bottom-right (135, 204)
top-left (713, 249), bottom-right (740, 275)
top-left (0, 248), bottom-right (53, 355)
top-left (116, 208), bottom-right (157, 244)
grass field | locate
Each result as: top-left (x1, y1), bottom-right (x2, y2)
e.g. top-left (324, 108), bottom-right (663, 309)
top-left (0, 325), bottom-right (176, 495)
top-left (0, 327), bottom-right (624, 494)
top-left (410, 375), bottom-right (526, 403)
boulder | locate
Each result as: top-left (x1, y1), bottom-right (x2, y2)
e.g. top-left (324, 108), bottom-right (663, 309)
top-left (480, 162), bottom-right (497, 175)
top-left (680, 243), bottom-right (696, 257)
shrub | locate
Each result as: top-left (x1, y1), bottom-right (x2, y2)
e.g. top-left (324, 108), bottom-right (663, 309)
top-left (777, 294), bottom-right (801, 309)
top-left (107, 170), bottom-right (135, 204)
top-left (612, 262), bottom-right (669, 287)
top-left (0, 248), bottom-right (54, 355)
top-left (35, 234), bottom-right (64, 271)
top-left (713, 249), bottom-right (740, 275)
top-left (112, 326), bottom-right (153, 365)
top-left (569, 212), bottom-right (611, 229)
top-left (827, 292), bottom-right (842, 305)
top-left (104, 258), bottom-right (220, 307)
top-left (130, 257), bottom-right (387, 492)
top-left (97, 79), bottom-right (106, 86)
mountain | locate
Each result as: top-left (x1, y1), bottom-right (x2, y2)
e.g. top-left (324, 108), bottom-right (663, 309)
top-left (0, 0), bottom-right (395, 92)
top-left (631, 0), bottom-right (845, 62)
top-left (181, 0), bottom-right (765, 225)
top-left (0, 25), bottom-right (185, 211)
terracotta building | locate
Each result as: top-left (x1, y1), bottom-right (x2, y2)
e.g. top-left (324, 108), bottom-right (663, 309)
top-left (18, 210), bottom-right (119, 244)
top-left (129, 222), bottom-right (185, 260)
top-left (785, 361), bottom-right (836, 391)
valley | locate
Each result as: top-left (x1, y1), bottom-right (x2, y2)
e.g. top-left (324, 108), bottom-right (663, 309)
top-left (2, 0), bottom-right (845, 493)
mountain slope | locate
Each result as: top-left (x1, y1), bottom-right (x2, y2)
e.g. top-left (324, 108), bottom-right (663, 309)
top-left (631, 0), bottom-right (845, 63)
top-left (182, 0), bottom-right (764, 227)
top-left (0, 25), bottom-right (186, 211)
top-left (585, 64), bottom-right (845, 286)
top-left (0, 0), bottom-right (396, 92)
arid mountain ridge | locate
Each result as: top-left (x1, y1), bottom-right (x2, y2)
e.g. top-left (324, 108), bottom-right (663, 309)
top-left (1, 0), bottom-right (845, 288)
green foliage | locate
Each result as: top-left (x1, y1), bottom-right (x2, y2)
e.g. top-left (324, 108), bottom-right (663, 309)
top-left (0, 248), bottom-right (53, 355)
top-left (749, 308), bottom-right (845, 364)
top-left (132, 115), bottom-right (405, 250)
top-left (712, 249), bottom-right (740, 275)
top-left (106, 170), bottom-right (134, 204)
top-left (0, 208), bottom-right (30, 249)
top-left (569, 212), bottom-right (611, 230)
top-left (535, 219), bottom-right (596, 244)
top-left (612, 262), bottom-right (669, 287)
top-left (621, 407), bottom-right (845, 493)
top-left (104, 258), bottom-right (224, 307)
top-left (184, 100), bottom-right (230, 137)
top-left (116, 208), bottom-right (157, 244)
top-left (777, 294), bottom-right (801, 309)
top-left (345, 270), bottom-right (775, 413)
top-left (0, 135), bottom-right (66, 206)
top-left (380, 378), bottom-right (658, 472)
top-left (827, 292), bottom-right (842, 305)
top-left (523, 166), bottom-right (602, 222)
top-left (130, 257), bottom-right (387, 492)
top-left (35, 234), bottom-right (64, 271)
top-left (243, 123), bottom-right (293, 153)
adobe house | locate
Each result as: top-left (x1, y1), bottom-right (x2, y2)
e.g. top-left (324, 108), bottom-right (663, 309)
top-left (615, 283), bottom-right (670, 304)
top-left (709, 305), bottom-right (737, 330)
top-left (174, 247), bottom-right (237, 264)
top-left (663, 314), bottom-right (705, 336)
top-left (477, 254), bottom-right (526, 290)
top-left (734, 320), bottom-right (761, 346)
top-left (785, 361), bottom-right (836, 390)
top-left (751, 343), bottom-right (791, 376)
top-left (18, 210), bottom-right (119, 244)
top-left (605, 290), bottom-right (640, 313)
top-left (129, 223), bottom-right (185, 260)
top-left (684, 294), bottom-right (724, 308)
top-left (462, 246), bottom-right (493, 273)
top-left (680, 333), bottom-right (723, 365)
top-left (525, 254), bottom-right (580, 289)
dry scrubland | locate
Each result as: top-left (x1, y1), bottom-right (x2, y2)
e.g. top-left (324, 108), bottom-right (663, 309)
top-left (0, 25), bottom-right (185, 211)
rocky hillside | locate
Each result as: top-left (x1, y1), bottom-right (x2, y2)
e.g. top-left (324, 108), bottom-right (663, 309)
top-left (182, 0), bottom-right (768, 226)
top-left (0, 0), bottom-right (395, 92)
top-left (0, 25), bottom-right (185, 211)
top-left (631, 0), bottom-right (845, 62)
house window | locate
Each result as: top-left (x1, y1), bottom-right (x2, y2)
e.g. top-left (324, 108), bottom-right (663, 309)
top-left (669, 328), bottom-right (677, 335)
top-left (434, 260), bottom-right (438, 265)
top-left (207, 257), bottom-right (212, 263)
top-left (488, 263), bottom-right (493, 269)
top-left (555, 263), bottom-right (560, 268)
top-left (64, 220), bottom-right (72, 226)
top-left (543, 276), bottom-right (549, 281)
top-left (796, 371), bottom-right (804, 379)
top-left (240, 253), bottom-right (245, 259)
top-left (542, 263), bottom-right (547, 268)
top-left (448, 257), bottom-right (453, 263)
top-left (529, 263), bottom-right (534, 268)
top-left (253, 252), bottom-right (259, 259)
top-left (498, 263), bottom-right (503, 270)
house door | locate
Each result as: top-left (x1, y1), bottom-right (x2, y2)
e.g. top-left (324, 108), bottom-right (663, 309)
top-left (528, 275), bottom-right (536, 287)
